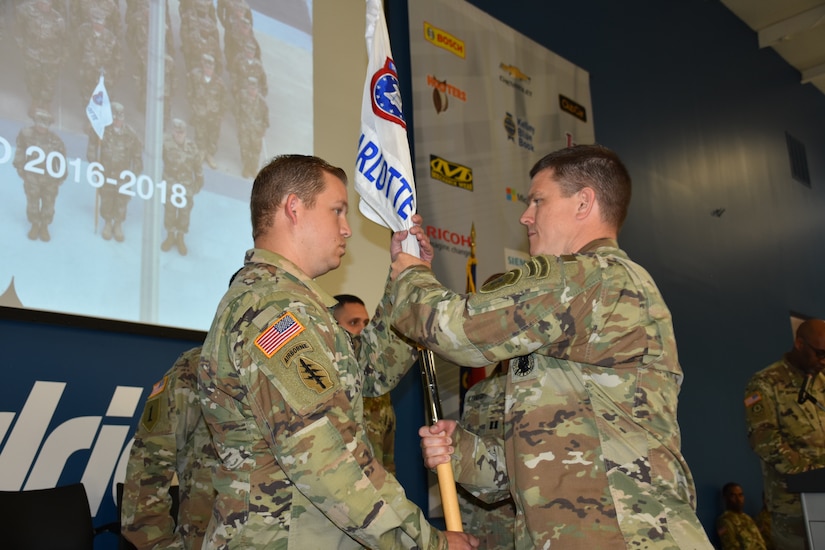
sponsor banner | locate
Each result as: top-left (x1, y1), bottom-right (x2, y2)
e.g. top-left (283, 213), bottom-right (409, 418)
top-left (408, 0), bottom-right (595, 514)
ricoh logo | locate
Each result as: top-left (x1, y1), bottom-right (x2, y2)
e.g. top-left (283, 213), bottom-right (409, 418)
top-left (430, 154), bottom-right (473, 191)
top-left (424, 22), bottom-right (465, 58)
top-left (505, 187), bottom-right (528, 204)
top-left (0, 381), bottom-right (143, 515)
top-left (426, 225), bottom-right (472, 257)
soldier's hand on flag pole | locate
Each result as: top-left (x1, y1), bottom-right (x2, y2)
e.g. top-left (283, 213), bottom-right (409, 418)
top-left (390, 213), bottom-right (433, 262)
top-left (418, 419), bottom-right (458, 469)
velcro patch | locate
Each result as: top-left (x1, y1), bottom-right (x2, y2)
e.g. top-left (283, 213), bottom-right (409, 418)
top-left (141, 397), bottom-right (162, 432)
top-left (148, 376), bottom-right (168, 398)
top-left (255, 312), bottom-right (305, 357)
top-left (744, 392), bottom-right (762, 407)
top-left (282, 340), bottom-right (313, 367)
top-left (289, 355), bottom-right (333, 394)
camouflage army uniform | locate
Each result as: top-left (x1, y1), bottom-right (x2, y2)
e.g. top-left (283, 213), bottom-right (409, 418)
top-left (716, 510), bottom-right (766, 550)
top-left (198, 249), bottom-right (447, 549)
top-left (87, 113), bottom-right (143, 242)
top-left (745, 358), bottom-right (825, 549)
top-left (187, 60), bottom-right (226, 165)
top-left (389, 239), bottom-right (713, 550)
top-left (161, 125), bottom-right (202, 254)
top-left (76, 19), bottom-right (120, 105)
top-left (754, 506), bottom-right (775, 550)
top-left (228, 42), bottom-right (268, 97)
top-left (16, 0), bottom-right (65, 110)
top-left (234, 81), bottom-right (269, 178)
top-left (363, 393), bottom-right (396, 474)
top-left (13, 115), bottom-right (67, 241)
top-left (457, 369), bottom-right (515, 550)
top-left (121, 347), bottom-right (219, 550)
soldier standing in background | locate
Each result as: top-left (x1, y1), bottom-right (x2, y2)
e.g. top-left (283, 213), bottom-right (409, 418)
top-left (187, 53), bottom-right (225, 170)
top-left (745, 318), bottom-right (825, 549)
top-left (234, 76), bottom-right (268, 179)
top-left (332, 294), bottom-right (398, 474)
top-left (15, 0), bottom-right (66, 117)
top-left (715, 482), bottom-right (767, 550)
top-left (161, 119), bottom-right (202, 256)
top-left (229, 39), bottom-right (268, 97)
top-left (13, 109), bottom-right (67, 242)
top-left (87, 102), bottom-right (143, 242)
top-left (76, 10), bottom-right (120, 110)
top-left (121, 346), bottom-right (219, 550)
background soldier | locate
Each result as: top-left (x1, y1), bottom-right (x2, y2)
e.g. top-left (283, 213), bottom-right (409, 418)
top-left (121, 346), bottom-right (219, 550)
top-left (228, 39), bottom-right (268, 97)
top-left (161, 119), bottom-right (203, 256)
top-left (13, 109), bottom-right (67, 242)
top-left (16, 0), bottom-right (66, 117)
top-left (715, 482), bottom-right (766, 550)
top-left (87, 102), bottom-right (143, 242)
top-left (234, 76), bottom-right (268, 179)
top-left (187, 53), bottom-right (225, 170)
top-left (76, 11), bottom-right (120, 109)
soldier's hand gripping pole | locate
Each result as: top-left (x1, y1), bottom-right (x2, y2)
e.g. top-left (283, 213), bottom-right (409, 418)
top-left (419, 347), bottom-right (462, 532)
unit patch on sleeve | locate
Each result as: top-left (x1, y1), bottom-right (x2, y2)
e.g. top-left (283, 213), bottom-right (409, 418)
top-left (255, 312), bottom-right (305, 357)
top-left (148, 375), bottom-right (168, 398)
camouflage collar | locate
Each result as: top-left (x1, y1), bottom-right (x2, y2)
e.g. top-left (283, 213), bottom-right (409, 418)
top-left (243, 248), bottom-right (338, 308)
top-left (578, 238), bottom-right (620, 254)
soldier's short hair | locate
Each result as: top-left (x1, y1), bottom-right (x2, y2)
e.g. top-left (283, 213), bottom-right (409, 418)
top-left (529, 144), bottom-right (632, 230)
top-left (250, 155), bottom-right (348, 240)
top-left (111, 102), bottom-right (125, 120)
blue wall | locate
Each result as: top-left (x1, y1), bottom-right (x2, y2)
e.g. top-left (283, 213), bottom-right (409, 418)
top-left (388, 0), bottom-right (825, 541)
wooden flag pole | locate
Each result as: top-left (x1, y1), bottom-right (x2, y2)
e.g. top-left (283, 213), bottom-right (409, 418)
top-left (419, 347), bottom-right (462, 531)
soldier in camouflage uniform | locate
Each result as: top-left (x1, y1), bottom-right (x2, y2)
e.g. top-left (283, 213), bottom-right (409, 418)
top-left (121, 346), bottom-right (219, 550)
top-left (457, 362), bottom-right (515, 550)
top-left (161, 119), bottom-right (202, 256)
top-left (391, 145), bottom-right (713, 549)
top-left (13, 109), bottom-right (67, 242)
top-left (716, 482), bottom-right (767, 550)
top-left (745, 318), bottom-right (825, 550)
top-left (234, 76), bottom-right (269, 179)
top-left (87, 102), bottom-right (143, 242)
top-left (198, 154), bottom-right (478, 549)
top-left (332, 294), bottom-right (397, 474)
top-left (228, 39), bottom-right (268, 98)
top-left (15, 0), bottom-right (66, 116)
top-left (187, 53), bottom-right (225, 170)
top-left (76, 11), bottom-right (120, 109)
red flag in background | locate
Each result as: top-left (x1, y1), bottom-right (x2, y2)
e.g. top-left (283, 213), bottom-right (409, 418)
top-left (459, 223), bottom-right (487, 416)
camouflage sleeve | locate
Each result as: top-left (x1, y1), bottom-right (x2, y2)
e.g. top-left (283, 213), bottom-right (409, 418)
top-left (53, 133), bottom-right (68, 183)
top-left (716, 513), bottom-right (740, 550)
top-left (13, 130), bottom-right (28, 175)
top-left (450, 425), bottom-right (510, 503)
top-left (130, 130), bottom-right (143, 175)
top-left (121, 373), bottom-right (183, 549)
top-left (240, 300), bottom-right (445, 549)
top-left (744, 375), bottom-right (825, 474)
top-left (361, 273), bottom-right (419, 397)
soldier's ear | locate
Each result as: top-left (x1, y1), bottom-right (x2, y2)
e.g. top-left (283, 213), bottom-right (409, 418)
top-left (284, 194), bottom-right (300, 224)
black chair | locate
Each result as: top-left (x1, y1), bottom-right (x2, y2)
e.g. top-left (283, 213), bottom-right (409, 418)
top-left (0, 483), bottom-right (106, 550)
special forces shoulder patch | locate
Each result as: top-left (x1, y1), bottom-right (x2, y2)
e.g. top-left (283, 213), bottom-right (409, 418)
top-left (255, 312), bottom-right (305, 358)
top-left (290, 355), bottom-right (333, 394)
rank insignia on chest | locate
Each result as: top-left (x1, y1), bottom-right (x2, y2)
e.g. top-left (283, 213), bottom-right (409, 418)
top-left (255, 312), bottom-right (305, 357)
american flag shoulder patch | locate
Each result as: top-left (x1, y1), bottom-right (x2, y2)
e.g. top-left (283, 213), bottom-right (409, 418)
top-left (744, 391), bottom-right (762, 407)
top-left (255, 312), bottom-right (305, 358)
top-left (148, 376), bottom-right (168, 398)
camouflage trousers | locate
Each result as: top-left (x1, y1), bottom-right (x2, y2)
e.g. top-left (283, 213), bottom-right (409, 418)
top-left (23, 179), bottom-right (60, 225)
top-left (192, 114), bottom-right (221, 157)
top-left (772, 511), bottom-right (807, 550)
top-left (99, 185), bottom-right (131, 223)
top-left (163, 191), bottom-right (195, 233)
top-left (23, 57), bottom-right (60, 104)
